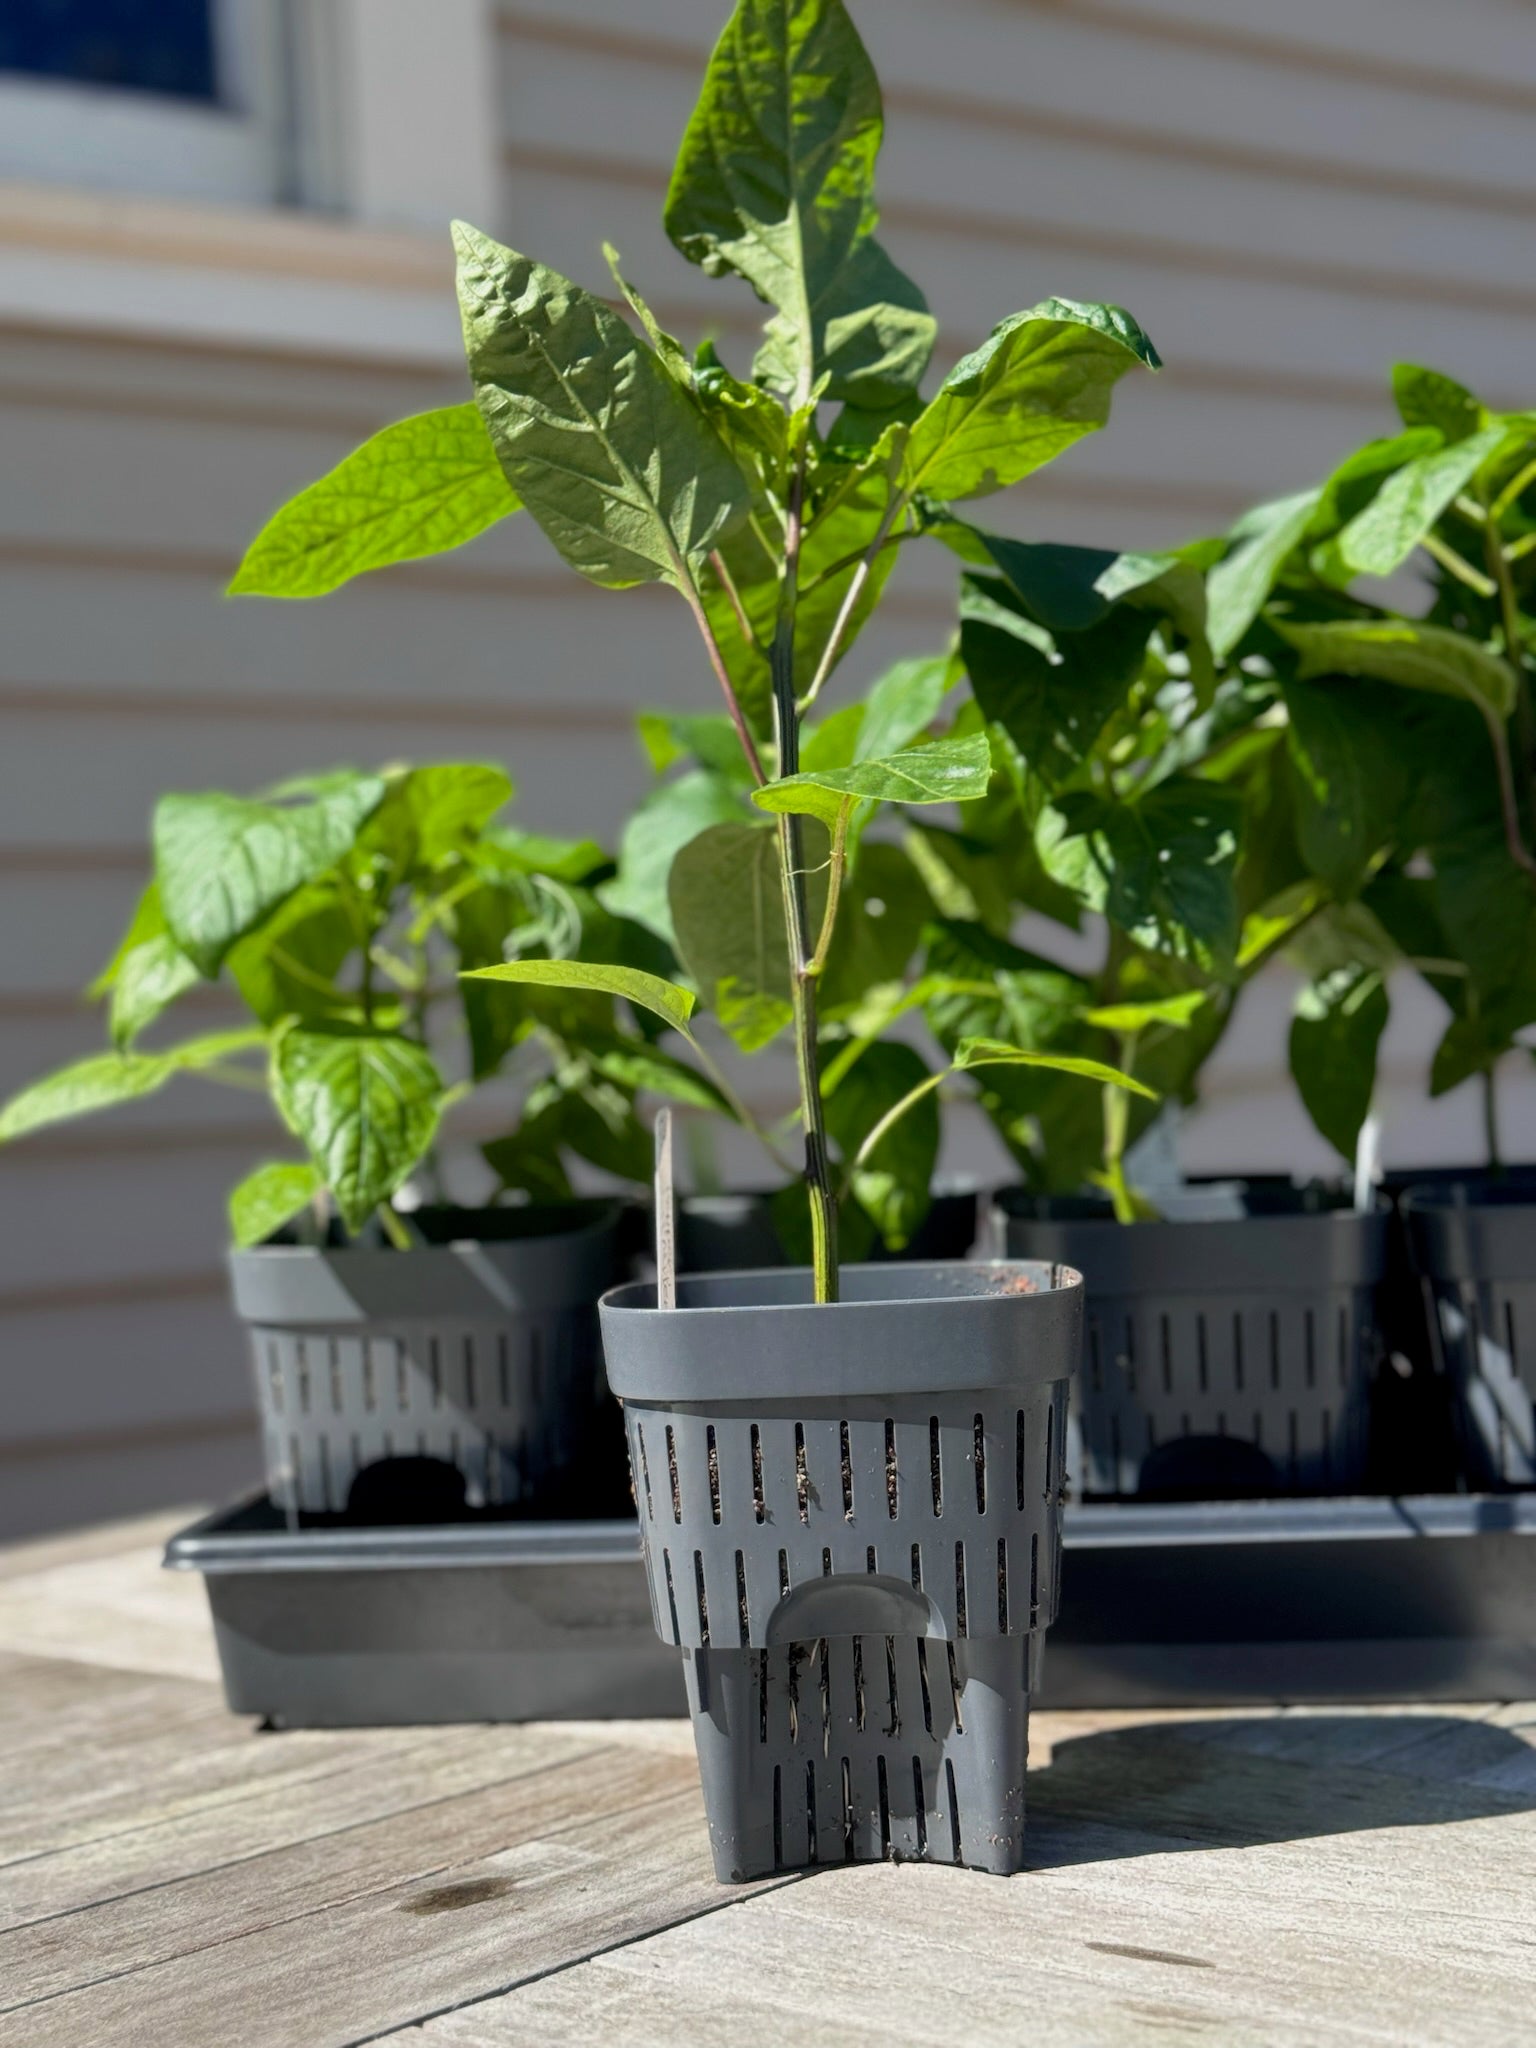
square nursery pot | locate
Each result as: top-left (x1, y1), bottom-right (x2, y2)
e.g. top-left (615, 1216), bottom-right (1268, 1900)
top-left (1406, 1175), bottom-right (1536, 1488)
top-left (990, 1183), bottom-right (1391, 1501)
top-left (229, 1200), bottom-right (625, 1520)
top-left (598, 1259), bottom-right (1083, 1882)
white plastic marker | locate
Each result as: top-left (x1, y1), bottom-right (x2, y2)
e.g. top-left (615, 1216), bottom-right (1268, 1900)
top-left (1353, 1110), bottom-right (1382, 1213)
top-left (654, 1106), bottom-right (677, 1309)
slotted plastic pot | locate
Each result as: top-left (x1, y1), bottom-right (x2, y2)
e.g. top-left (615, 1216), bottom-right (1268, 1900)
top-left (990, 1185), bottom-right (1390, 1500)
top-left (230, 1201), bottom-right (624, 1518)
top-left (1406, 1177), bottom-right (1536, 1488)
top-left (599, 1260), bottom-right (1081, 1882)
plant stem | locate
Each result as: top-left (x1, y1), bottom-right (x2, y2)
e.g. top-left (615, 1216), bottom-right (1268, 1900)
top-left (851, 1069), bottom-right (948, 1178)
top-left (1421, 531), bottom-right (1495, 599)
top-left (376, 1201), bottom-right (413, 1250)
top-left (805, 798), bottom-right (853, 978)
top-left (1492, 455), bottom-right (1536, 523)
top-left (795, 490), bottom-right (908, 717)
top-left (1482, 1063), bottom-right (1503, 1174)
top-left (684, 1030), bottom-right (799, 1177)
top-left (680, 577), bottom-right (768, 785)
top-left (772, 432), bottom-right (838, 1300)
top-left (1483, 510), bottom-right (1536, 872)
top-left (1102, 1031), bottom-right (1140, 1225)
top-left (708, 549), bottom-right (758, 648)
top-left (1481, 703), bottom-right (1536, 881)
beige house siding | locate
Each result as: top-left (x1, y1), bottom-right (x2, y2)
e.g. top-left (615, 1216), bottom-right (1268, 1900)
top-left (2, 0), bottom-right (1534, 1534)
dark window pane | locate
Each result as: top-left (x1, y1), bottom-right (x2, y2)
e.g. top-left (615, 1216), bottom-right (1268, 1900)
top-left (0, 0), bottom-right (217, 102)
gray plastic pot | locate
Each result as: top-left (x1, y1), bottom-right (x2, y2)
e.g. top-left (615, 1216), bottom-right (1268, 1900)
top-left (230, 1201), bottom-right (624, 1518)
top-left (1406, 1178), bottom-right (1536, 1488)
top-left (599, 1260), bottom-right (1081, 1880)
top-left (991, 1186), bottom-right (1390, 1500)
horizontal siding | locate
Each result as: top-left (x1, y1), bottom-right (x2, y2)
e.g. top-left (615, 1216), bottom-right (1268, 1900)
top-left (4, 0), bottom-right (1536, 1533)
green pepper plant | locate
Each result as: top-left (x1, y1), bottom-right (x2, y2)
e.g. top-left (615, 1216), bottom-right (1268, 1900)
top-left (221, 0), bottom-right (1157, 1299)
top-left (882, 520), bottom-right (1309, 1218)
top-left (0, 761), bottom-right (718, 1244)
top-left (1199, 361), bottom-right (1536, 1169)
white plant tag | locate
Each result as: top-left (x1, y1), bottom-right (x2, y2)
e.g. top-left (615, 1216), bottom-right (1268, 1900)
top-left (654, 1107), bottom-right (677, 1309)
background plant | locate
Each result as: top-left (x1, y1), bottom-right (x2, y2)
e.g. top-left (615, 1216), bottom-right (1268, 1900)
top-left (892, 527), bottom-right (1305, 1218)
top-left (225, 0), bottom-right (1157, 1297)
top-left (1195, 361), bottom-right (1536, 1170)
top-left (0, 761), bottom-right (725, 1245)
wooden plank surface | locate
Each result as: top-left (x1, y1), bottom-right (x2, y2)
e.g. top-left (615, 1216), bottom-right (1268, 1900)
top-left (0, 1518), bottom-right (1533, 2047)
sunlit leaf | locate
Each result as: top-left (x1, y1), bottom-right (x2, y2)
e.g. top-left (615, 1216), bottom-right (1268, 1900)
top-left (229, 406), bottom-right (521, 598)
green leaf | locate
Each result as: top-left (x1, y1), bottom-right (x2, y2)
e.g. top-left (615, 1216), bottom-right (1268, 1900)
top-left (703, 452), bottom-right (904, 733)
top-left (602, 242), bottom-right (695, 388)
top-left (799, 703), bottom-right (867, 773)
top-left (1052, 779), bottom-right (1243, 966)
top-left (272, 1027), bottom-right (443, 1234)
top-left (637, 710), bottom-right (755, 782)
top-left (1431, 823), bottom-right (1536, 1019)
top-left (668, 820), bottom-right (825, 1048)
top-left (228, 406), bottom-right (521, 599)
top-left (90, 882), bottom-right (166, 997)
top-left (556, 1078), bottom-right (655, 1185)
top-left (664, 0), bottom-right (932, 407)
top-left (475, 825), bottom-right (608, 885)
top-left (154, 775), bottom-right (385, 977)
top-left (483, 1083), bottom-right (577, 1203)
top-left (461, 958), bottom-right (698, 1036)
top-left (922, 919), bottom-right (1091, 1056)
top-left (0, 1030), bottom-right (264, 1144)
top-left (1311, 429), bottom-right (1441, 538)
top-left (693, 339), bottom-right (792, 494)
top-left (601, 770), bottom-right (747, 942)
top-left (818, 840), bottom-right (933, 1017)
top-left (0, 1051), bottom-right (180, 1143)
top-left (1205, 489), bottom-right (1319, 660)
top-left (110, 933), bottom-right (202, 1047)
top-left (1282, 677), bottom-right (1412, 898)
top-left (1278, 618), bottom-right (1517, 723)
top-left (853, 655), bottom-right (954, 764)
top-left (945, 529), bottom-right (1177, 636)
top-left (1338, 425), bottom-right (1508, 578)
top-left (226, 884), bottom-right (356, 1028)
top-left (228, 1161), bottom-right (323, 1249)
top-left (752, 734), bottom-right (993, 829)
top-left (1290, 966), bottom-right (1388, 1162)
top-left (1084, 992), bottom-right (1209, 1032)
top-left (1393, 363), bottom-right (1484, 445)
top-left (960, 574), bottom-right (1152, 788)
top-left (953, 1035), bottom-right (1157, 1099)
top-left (93, 886), bottom-right (202, 1045)
top-left (756, 233), bottom-right (937, 410)
top-left (901, 298), bottom-right (1159, 503)
top-left (454, 223), bottom-right (748, 590)
top-left (1430, 1013), bottom-right (1506, 1098)
top-left (904, 822), bottom-right (1014, 937)
top-left (587, 1042), bottom-right (731, 1116)
top-left (362, 763), bottom-right (514, 871)
top-left (826, 1041), bottom-right (938, 1249)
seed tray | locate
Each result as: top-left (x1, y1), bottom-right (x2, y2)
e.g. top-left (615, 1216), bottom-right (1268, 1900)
top-left (165, 1491), bottom-right (1536, 1725)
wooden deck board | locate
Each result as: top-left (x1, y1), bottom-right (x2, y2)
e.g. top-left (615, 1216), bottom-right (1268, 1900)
top-left (0, 1516), bottom-right (1531, 2048)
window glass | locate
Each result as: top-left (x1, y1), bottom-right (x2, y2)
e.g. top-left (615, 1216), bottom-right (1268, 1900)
top-left (0, 0), bottom-right (217, 102)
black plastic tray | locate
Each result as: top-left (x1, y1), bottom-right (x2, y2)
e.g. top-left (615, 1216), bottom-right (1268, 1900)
top-left (165, 1492), bottom-right (1536, 1727)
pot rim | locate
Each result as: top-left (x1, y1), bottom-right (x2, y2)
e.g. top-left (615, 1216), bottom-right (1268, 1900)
top-left (231, 1195), bottom-right (624, 1264)
top-left (599, 1259), bottom-right (1082, 1405)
